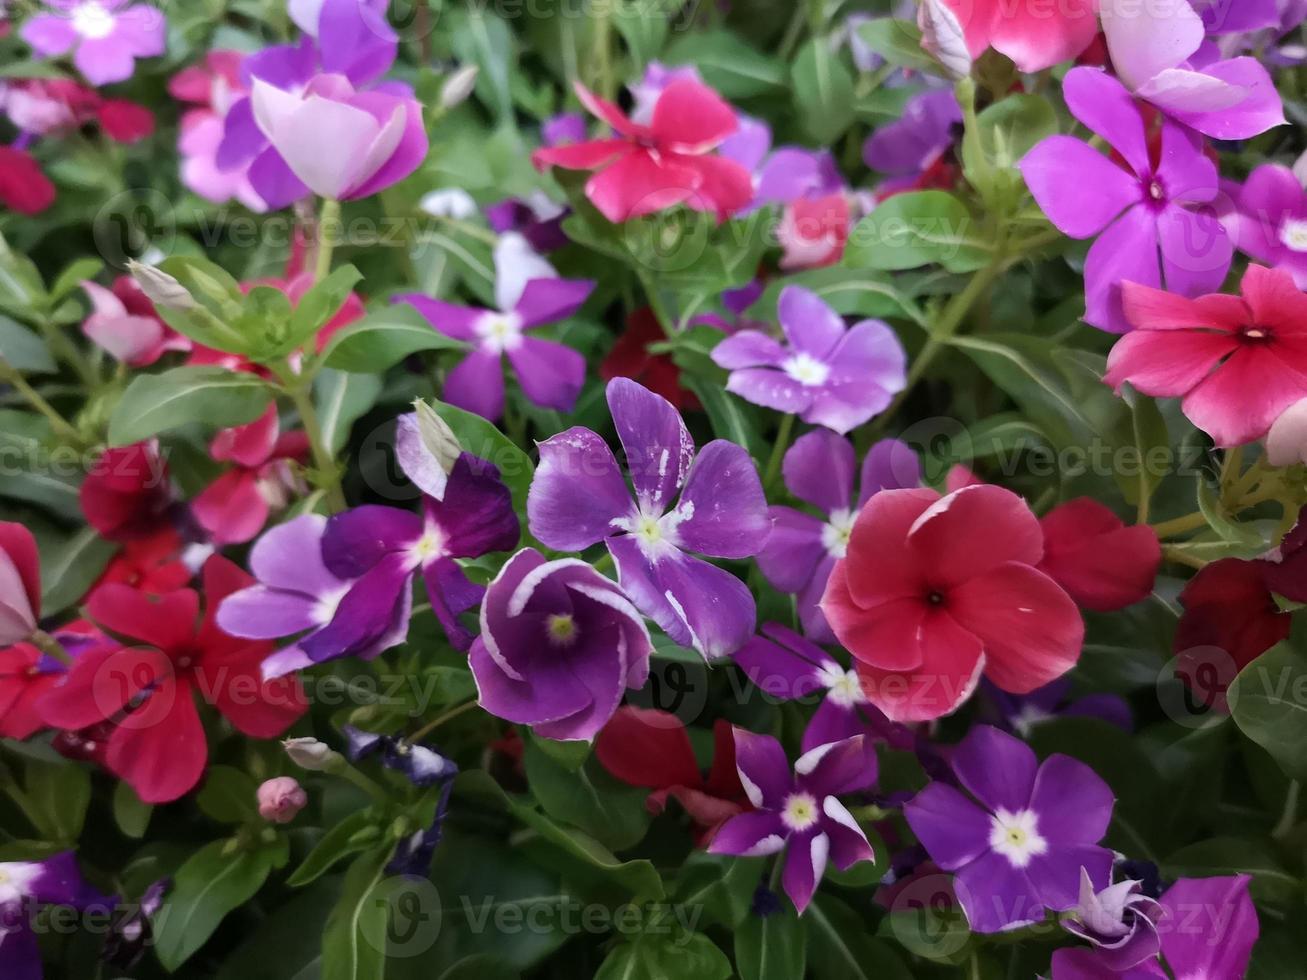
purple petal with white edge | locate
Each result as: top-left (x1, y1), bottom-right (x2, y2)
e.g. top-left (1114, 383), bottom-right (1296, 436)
top-left (301, 552), bottom-right (412, 663)
top-left (216, 586), bottom-right (321, 639)
top-left (820, 797), bottom-right (875, 870)
top-left (469, 635), bottom-right (602, 729)
top-left (1084, 207), bottom-right (1162, 334)
top-left (710, 329), bottom-right (788, 370)
top-left (783, 429), bottom-right (856, 514)
top-left (734, 622), bottom-right (835, 701)
top-left (477, 548), bottom-right (550, 681)
top-left (262, 645), bottom-right (314, 680)
top-left (443, 349), bottom-right (507, 421)
top-left (322, 504), bottom-right (422, 579)
top-left (395, 413), bottom-right (449, 501)
top-left (1157, 876), bottom-right (1258, 980)
top-left (1028, 754), bottom-right (1115, 844)
top-left (1157, 206), bottom-right (1233, 299)
top-left (248, 146), bottom-right (310, 210)
top-left (1019, 136), bottom-right (1139, 239)
top-left (1026, 844), bottom-right (1115, 913)
top-left (954, 849), bottom-right (1044, 934)
top-left (756, 507), bottom-right (827, 594)
top-left (794, 734), bottom-right (878, 797)
top-left (247, 514), bottom-right (339, 596)
top-left (730, 727), bottom-right (794, 808)
top-left (673, 440), bottom-right (770, 559)
top-left (514, 278), bottom-right (595, 329)
top-left (727, 368), bottom-right (815, 416)
top-left (428, 455), bottom-right (520, 557)
top-left (531, 631), bottom-right (628, 741)
top-left (782, 830), bottom-right (830, 914)
top-left (707, 810), bottom-right (790, 857)
top-left (529, 427), bottom-right (632, 552)
top-left (778, 285), bottom-right (846, 360)
top-left (607, 377), bottom-right (695, 515)
top-left (952, 725), bottom-right (1039, 814)
top-left (1159, 57), bottom-right (1287, 140)
top-left (395, 294), bottom-right (482, 341)
top-left (802, 697), bottom-right (865, 753)
top-left (507, 337), bottom-right (585, 412)
top-left (904, 782), bottom-right (994, 870)
top-left (859, 438), bottom-right (922, 503)
top-left (1062, 67), bottom-right (1151, 179)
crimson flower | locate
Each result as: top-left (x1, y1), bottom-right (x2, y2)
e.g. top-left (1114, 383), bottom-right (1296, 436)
top-left (0, 146), bottom-right (56, 215)
top-left (38, 557), bottom-right (306, 803)
top-left (531, 79), bottom-right (752, 223)
top-left (1037, 498), bottom-right (1161, 612)
top-left (600, 308), bottom-right (698, 410)
top-left (79, 443), bottom-right (172, 541)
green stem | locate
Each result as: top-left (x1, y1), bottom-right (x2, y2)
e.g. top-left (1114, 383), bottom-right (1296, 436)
top-left (0, 362), bottom-right (80, 443)
top-left (636, 269), bottom-right (676, 335)
top-left (1273, 780), bottom-right (1300, 840)
top-left (40, 320), bottom-right (98, 388)
top-left (763, 414), bottom-right (796, 492)
top-left (315, 198), bottom-right (341, 283)
top-left (409, 699), bottom-right (479, 744)
top-left (29, 629), bottom-right (71, 665)
top-left (286, 378), bottom-right (346, 512)
top-left (1151, 511), bottom-right (1212, 539)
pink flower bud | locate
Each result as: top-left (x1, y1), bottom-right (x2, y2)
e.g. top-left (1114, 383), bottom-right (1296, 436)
top-left (256, 777), bottom-right (308, 824)
top-left (0, 523), bottom-right (41, 648)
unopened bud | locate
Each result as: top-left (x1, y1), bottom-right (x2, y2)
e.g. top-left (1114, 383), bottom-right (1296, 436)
top-left (1267, 397), bottom-right (1307, 467)
top-left (127, 260), bottom-right (197, 311)
top-left (283, 737), bottom-right (343, 772)
top-left (440, 65), bottom-right (479, 109)
top-left (257, 776), bottom-right (309, 824)
top-left (917, 0), bottom-right (972, 79)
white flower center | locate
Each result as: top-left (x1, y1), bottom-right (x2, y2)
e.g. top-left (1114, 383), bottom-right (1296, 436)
top-left (1280, 218), bottom-right (1307, 253)
top-left (782, 352), bottom-right (831, 387)
top-left (545, 613), bottom-right (578, 646)
top-left (0, 863), bottom-right (40, 908)
top-left (781, 792), bottom-right (821, 832)
top-left (314, 584), bottom-right (351, 626)
top-left (475, 310), bottom-right (524, 354)
top-left (821, 508), bottom-right (856, 559)
top-left (1010, 704), bottom-right (1054, 738)
top-left (988, 808), bottom-right (1048, 868)
top-left (409, 526), bottom-right (448, 565)
top-left (819, 663), bottom-right (866, 708)
top-left (612, 501), bottom-right (692, 561)
top-left (72, 1), bottom-right (116, 38)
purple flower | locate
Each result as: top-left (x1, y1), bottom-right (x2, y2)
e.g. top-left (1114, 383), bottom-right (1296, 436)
top-left (757, 430), bottom-right (920, 638)
top-left (981, 678), bottom-right (1133, 737)
top-left (102, 877), bottom-right (169, 970)
top-left (1192, 0), bottom-right (1281, 32)
top-left (863, 88), bottom-right (961, 180)
top-left (1227, 163), bottom-right (1307, 288)
top-left (542, 111), bottom-right (587, 147)
top-left (1062, 869), bottom-right (1164, 972)
top-left (216, 514), bottom-right (411, 680)
top-left (484, 193), bottom-right (570, 253)
top-left (711, 286), bottom-right (907, 433)
top-left (469, 548), bottom-right (653, 741)
top-left (0, 852), bottom-right (107, 979)
top-left (708, 730), bottom-right (878, 913)
top-left (734, 623), bottom-right (901, 752)
top-left (716, 117), bottom-right (846, 214)
top-left (1019, 67), bottom-right (1233, 334)
top-left (529, 378), bottom-right (770, 659)
top-left (628, 62), bottom-right (702, 125)
top-left (904, 725), bottom-right (1116, 934)
top-left (397, 234), bottom-right (593, 422)
top-left (20, 0), bottom-right (165, 85)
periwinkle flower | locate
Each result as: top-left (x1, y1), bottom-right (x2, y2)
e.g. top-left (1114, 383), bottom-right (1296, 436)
top-left (469, 548), bottom-right (654, 741)
top-left (20, 0), bottom-right (165, 86)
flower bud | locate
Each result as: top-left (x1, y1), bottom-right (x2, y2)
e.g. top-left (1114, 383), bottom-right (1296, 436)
top-left (257, 776), bottom-right (308, 823)
top-left (1267, 397), bottom-right (1307, 467)
top-left (283, 737), bottom-right (343, 772)
top-left (126, 260), bottom-right (197, 311)
top-left (440, 65), bottom-right (479, 109)
top-left (917, 0), bottom-right (972, 79)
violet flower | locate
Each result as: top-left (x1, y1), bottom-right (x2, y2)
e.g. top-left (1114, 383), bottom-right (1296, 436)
top-left (397, 234), bottom-right (593, 421)
top-left (758, 430), bottom-right (920, 639)
top-left (314, 453), bottom-right (519, 654)
top-left (1019, 67), bottom-right (1232, 334)
top-left (981, 679), bottom-right (1133, 737)
top-left (863, 88), bottom-right (961, 187)
top-left (216, 514), bottom-right (411, 680)
top-left (528, 377), bottom-right (771, 659)
top-left (1061, 868), bottom-right (1163, 973)
top-left (1227, 162), bottom-right (1307, 287)
top-left (102, 877), bottom-right (168, 970)
top-left (0, 852), bottom-right (107, 977)
top-left (904, 725), bottom-right (1116, 933)
top-left (469, 547), bottom-right (654, 741)
top-left (708, 730), bottom-right (878, 913)
top-left (20, 0), bottom-right (165, 86)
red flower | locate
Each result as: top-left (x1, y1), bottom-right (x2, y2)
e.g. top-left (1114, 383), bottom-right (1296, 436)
top-left (0, 622), bottom-right (114, 740)
top-left (532, 79), bottom-right (752, 223)
top-left (0, 522), bottom-right (41, 647)
top-left (777, 193), bottom-right (850, 270)
top-left (595, 706), bottom-right (748, 844)
top-left (0, 146), bottom-right (56, 215)
top-left (1037, 498), bottom-right (1161, 612)
top-left (96, 100), bottom-right (155, 143)
top-left (79, 443), bottom-right (172, 541)
top-left (822, 485), bottom-right (1084, 722)
top-left (38, 557), bottom-right (306, 803)
top-left (600, 308), bottom-right (697, 410)
top-left (90, 528), bottom-right (191, 600)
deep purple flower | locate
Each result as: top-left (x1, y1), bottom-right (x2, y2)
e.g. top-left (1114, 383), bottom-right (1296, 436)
top-left (397, 235), bottom-right (593, 422)
top-left (216, 514), bottom-right (411, 680)
top-left (0, 852), bottom-right (107, 979)
top-left (708, 730), bottom-right (877, 913)
top-left (1019, 67), bottom-right (1233, 334)
top-left (102, 878), bottom-right (169, 970)
top-left (1062, 869), bottom-right (1163, 972)
top-left (469, 548), bottom-right (653, 741)
top-left (484, 194), bottom-right (570, 252)
top-left (711, 286), bottom-right (906, 433)
top-left (981, 678), bottom-right (1133, 737)
top-left (541, 111), bottom-right (586, 147)
top-left (529, 378), bottom-right (770, 659)
top-left (1227, 163), bottom-right (1307, 288)
top-left (757, 430), bottom-right (919, 638)
top-left (20, 0), bottom-right (165, 85)
top-left (904, 725), bottom-right (1116, 933)
top-left (863, 88), bottom-right (960, 182)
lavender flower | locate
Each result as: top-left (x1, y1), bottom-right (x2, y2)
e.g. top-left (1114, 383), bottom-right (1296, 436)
top-left (904, 725), bottom-right (1116, 933)
top-left (469, 548), bottom-right (653, 741)
top-left (528, 378), bottom-right (771, 659)
top-left (1061, 869), bottom-right (1163, 972)
top-left (863, 88), bottom-right (961, 190)
top-left (708, 730), bottom-right (878, 913)
top-left (711, 286), bottom-right (907, 434)
top-left (20, 0), bottom-right (165, 85)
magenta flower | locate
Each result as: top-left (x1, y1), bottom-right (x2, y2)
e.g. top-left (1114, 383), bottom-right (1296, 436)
top-left (469, 548), bottom-right (653, 741)
top-left (863, 88), bottom-right (961, 189)
top-left (1227, 163), bottom-right (1307, 287)
top-left (1059, 868), bottom-right (1163, 974)
top-left (528, 378), bottom-right (771, 659)
top-left (708, 730), bottom-right (877, 913)
top-left (21, 0), bottom-right (165, 86)
top-left (711, 286), bottom-right (907, 433)
top-left (758, 431), bottom-right (919, 640)
top-left (904, 725), bottom-right (1115, 934)
top-left (1019, 67), bottom-right (1232, 333)
top-left (396, 235), bottom-right (593, 422)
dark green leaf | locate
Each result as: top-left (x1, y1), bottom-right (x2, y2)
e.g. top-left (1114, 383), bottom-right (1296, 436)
top-left (321, 306), bottom-right (467, 373)
top-left (791, 39), bottom-right (855, 144)
top-left (845, 192), bottom-right (991, 273)
top-left (108, 366), bottom-right (274, 446)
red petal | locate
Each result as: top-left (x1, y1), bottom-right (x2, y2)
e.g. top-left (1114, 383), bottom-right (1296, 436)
top-left (594, 706), bottom-right (703, 790)
top-left (0, 522), bottom-right (42, 616)
top-left (1038, 498), bottom-right (1161, 611)
top-left (0, 146), bottom-right (55, 215)
top-left (87, 585), bottom-right (198, 652)
top-left (649, 78), bottom-right (738, 153)
top-left (907, 484), bottom-right (1045, 590)
top-left (107, 679), bottom-right (208, 803)
top-left (531, 139), bottom-right (630, 172)
top-left (857, 610), bottom-right (985, 722)
top-left (97, 100), bottom-right (156, 143)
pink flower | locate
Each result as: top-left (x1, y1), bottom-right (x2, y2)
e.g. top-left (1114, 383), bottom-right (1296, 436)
top-left (821, 485), bottom-right (1083, 723)
top-left (81, 276), bottom-right (190, 366)
top-left (778, 193), bottom-right (850, 270)
top-left (0, 523), bottom-right (41, 647)
top-left (920, 0), bottom-right (1099, 75)
top-left (531, 79), bottom-right (752, 223)
top-left (256, 776), bottom-right (308, 823)
top-left (1037, 498), bottom-right (1162, 612)
top-left (169, 51), bottom-right (265, 210)
top-left (0, 145), bottom-right (55, 215)
top-left (1104, 264), bottom-right (1307, 446)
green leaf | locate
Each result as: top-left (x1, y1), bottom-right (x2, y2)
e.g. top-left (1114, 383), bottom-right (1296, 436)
top-left (197, 766), bottom-right (260, 824)
top-left (845, 191), bottom-right (991, 273)
top-left (112, 782), bottom-right (153, 839)
top-left (855, 19), bottom-right (937, 72)
top-left (736, 902), bottom-right (806, 980)
top-left (40, 527), bottom-right (118, 616)
top-left (674, 853), bottom-right (764, 929)
top-left (321, 305), bottom-right (467, 373)
top-left (281, 265), bottom-right (363, 357)
top-left (449, 8), bottom-right (514, 121)
top-left (807, 896), bottom-right (912, 980)
top-left (961, 93), bottom-right (1057, 211)
top-left (663, 30), bottom-right (785, 98)
top-left (614, 0), bottom-right (670, 71)
top-left (287, 810), bottom-right (383, 887)
top-left (431, 400), bottom-right (535, 515)
top-left (749, 268), bottom-right (926, 325)
top-left (108, 366), bottom-right (274, 445)
top-left (48, 258), bottom-right (104, 304)
top-left (320, 847), bottom-right (392, 980)
top-left (596, 932), bottom-right (731, 980)
top-left (683, 378), bottom-right (767, 462)
top-left (315, 368), bottom-right (382, 454)
top-left (523, 738), bottom-right (651, 850)
top-left (1230, 643), bottom-right (1307, 784)
top-left (0, 315), bottom-right (55, 373)
top-left (1163, 836), bottom-right (1299, 905)
top-left (25, 758), bottom-right (92, 842)
top-left (791, 39), bottom-right (856, 145)
top-left (153, 839), bottom-right (277, 970)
